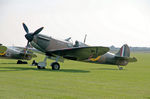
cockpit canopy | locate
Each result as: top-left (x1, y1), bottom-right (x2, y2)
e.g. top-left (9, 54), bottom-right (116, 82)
top-left (73, 40), bottom-right (88, 47)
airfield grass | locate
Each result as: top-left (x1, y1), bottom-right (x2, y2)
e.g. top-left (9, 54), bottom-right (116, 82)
top-left (0, 53), bottom-right (150, 99)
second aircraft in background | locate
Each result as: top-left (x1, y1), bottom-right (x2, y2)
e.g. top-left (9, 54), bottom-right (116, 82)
top-left (0, 44), bottom-right (37, 64)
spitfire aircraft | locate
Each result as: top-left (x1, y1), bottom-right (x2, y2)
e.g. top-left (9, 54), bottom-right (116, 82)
top-left (22, 23), bottom-right (137, 70)
top-left (0, 44), bottom-right (37, 64)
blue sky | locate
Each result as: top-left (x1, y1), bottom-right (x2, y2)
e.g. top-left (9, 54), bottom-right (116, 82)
top-left (1, 0), bottom-right (150, 47)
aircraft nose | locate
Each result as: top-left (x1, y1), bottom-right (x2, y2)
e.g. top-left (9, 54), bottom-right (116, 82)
top-left (25, 33), bottom-right (34, 42)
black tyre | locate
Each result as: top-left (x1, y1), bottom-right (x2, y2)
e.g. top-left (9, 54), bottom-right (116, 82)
top-left (51, 62), bottom-right (60, 70)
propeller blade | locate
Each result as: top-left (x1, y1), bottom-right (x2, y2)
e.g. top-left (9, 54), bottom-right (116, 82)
top-left (84, 34), bottom-right (87, 43)
top-left (22, 23), bottom-right (29, 33)
top-left (33, 27), bottom-right (44, 35)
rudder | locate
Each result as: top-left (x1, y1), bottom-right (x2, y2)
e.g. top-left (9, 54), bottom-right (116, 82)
top-left (116, 44), bottom-right (130, 57)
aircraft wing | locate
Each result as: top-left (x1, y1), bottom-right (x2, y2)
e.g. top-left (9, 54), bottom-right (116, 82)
top-left (46, 46), bottom-right (109, 61)
top-left (115, 56), bottom-right (137, 62)
top-left (15, 46), bottom-right (44, 55)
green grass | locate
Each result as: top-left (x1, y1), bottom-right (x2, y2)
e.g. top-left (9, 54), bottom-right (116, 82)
top-left (0, 53), bottom-right (150, 99)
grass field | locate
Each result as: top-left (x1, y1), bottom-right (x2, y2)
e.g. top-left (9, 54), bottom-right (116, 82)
top-left (0, 53), bottom-right (150, 99)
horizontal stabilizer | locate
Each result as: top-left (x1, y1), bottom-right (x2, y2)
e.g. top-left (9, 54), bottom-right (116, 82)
top-left (115, 56), bottom-right (137, 62)
top-left (128, 57), bottom-right (137, 62)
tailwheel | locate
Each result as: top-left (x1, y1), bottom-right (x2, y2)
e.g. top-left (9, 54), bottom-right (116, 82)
top-left (51, 62), bottom-right (60, 70)
top-left (117, 65), bottom-right (123, 70)
top-left (119, 67), bottom-right (123, 70)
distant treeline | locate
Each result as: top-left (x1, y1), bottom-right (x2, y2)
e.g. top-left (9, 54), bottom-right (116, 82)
top-left (110, 45), bottom-right (150, 52)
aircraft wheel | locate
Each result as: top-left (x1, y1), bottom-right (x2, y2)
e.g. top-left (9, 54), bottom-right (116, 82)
top-left (51, 62), bottom-right (60, 70)
top-left (119, 67), bottom-right (123, 70)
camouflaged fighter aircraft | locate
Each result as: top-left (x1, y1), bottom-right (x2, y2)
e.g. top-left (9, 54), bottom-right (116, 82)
top-left (22, 23), bottom-right (109, 70)
top-left (0, 44), bottom-right (37, 64)
top-left (22, 23), bottom-right (137, 70)
top-left (84, 44), bottom-right (137, 70)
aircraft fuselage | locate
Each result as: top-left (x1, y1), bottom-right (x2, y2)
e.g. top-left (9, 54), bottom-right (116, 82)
top-left (0, 47), bottom-right (33, 60)
top-left (87, 52), bottom-right (128, 66)
top-left (31, 34), bottom-right (73, 53)
top-left (31, 34), bottom-right (128, 66)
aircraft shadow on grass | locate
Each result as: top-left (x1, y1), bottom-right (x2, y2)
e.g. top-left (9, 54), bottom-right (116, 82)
top-left (0, 63), bottom-right (18, 64)
top-left (88, 64), bottom-right (128, 71)
top-left (96, 68), bottom-right (119, 70)
top-left (0, 66), bottom-right (90, 73)
top-left (0, 66), bottom-right (35, 71)
top-left (52, 69), bottom-right (90, 73)
top-left (90, 67), bottom-right (124, 71)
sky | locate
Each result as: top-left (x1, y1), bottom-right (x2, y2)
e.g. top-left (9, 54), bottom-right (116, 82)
top-left (0, 0), bottom-right (150, 47)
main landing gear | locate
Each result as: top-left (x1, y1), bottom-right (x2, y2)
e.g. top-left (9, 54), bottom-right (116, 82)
top-left (117, 65), bottom-right (123, 70)
top-left (51, 62), bottom-right (60, 70)
top-left (34, 56), bottom-right (61, 70)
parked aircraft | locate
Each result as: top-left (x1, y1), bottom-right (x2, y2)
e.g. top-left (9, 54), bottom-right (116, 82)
top-left (22, 23), bottom-right (109, 70)
top-left (85, 44), bottom-right (137, 70)
top-left (22, 23), bottom-right (137, 70)
top-left (0, 44), bottom-right (7, 55)
top-left (0, 44), bottom-right (37, 64)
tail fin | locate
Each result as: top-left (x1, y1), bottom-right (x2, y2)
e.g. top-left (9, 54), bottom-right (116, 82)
top-left (116, 44), bottom-right (130, 57)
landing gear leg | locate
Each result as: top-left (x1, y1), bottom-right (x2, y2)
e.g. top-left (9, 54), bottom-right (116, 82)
top-left (50, 56), bottom-right (60, 70)
top-left (117, 65), bottom-right (123, 70)
top-left (37, 56), bottom-right (48, 69)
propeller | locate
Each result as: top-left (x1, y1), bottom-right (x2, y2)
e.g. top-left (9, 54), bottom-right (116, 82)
top-left (22, 23), bottom-right (44, 55)
top-left (84, 34), bottom-right (87, 44)
top-left (23, 23), bottom-right (44, 42)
